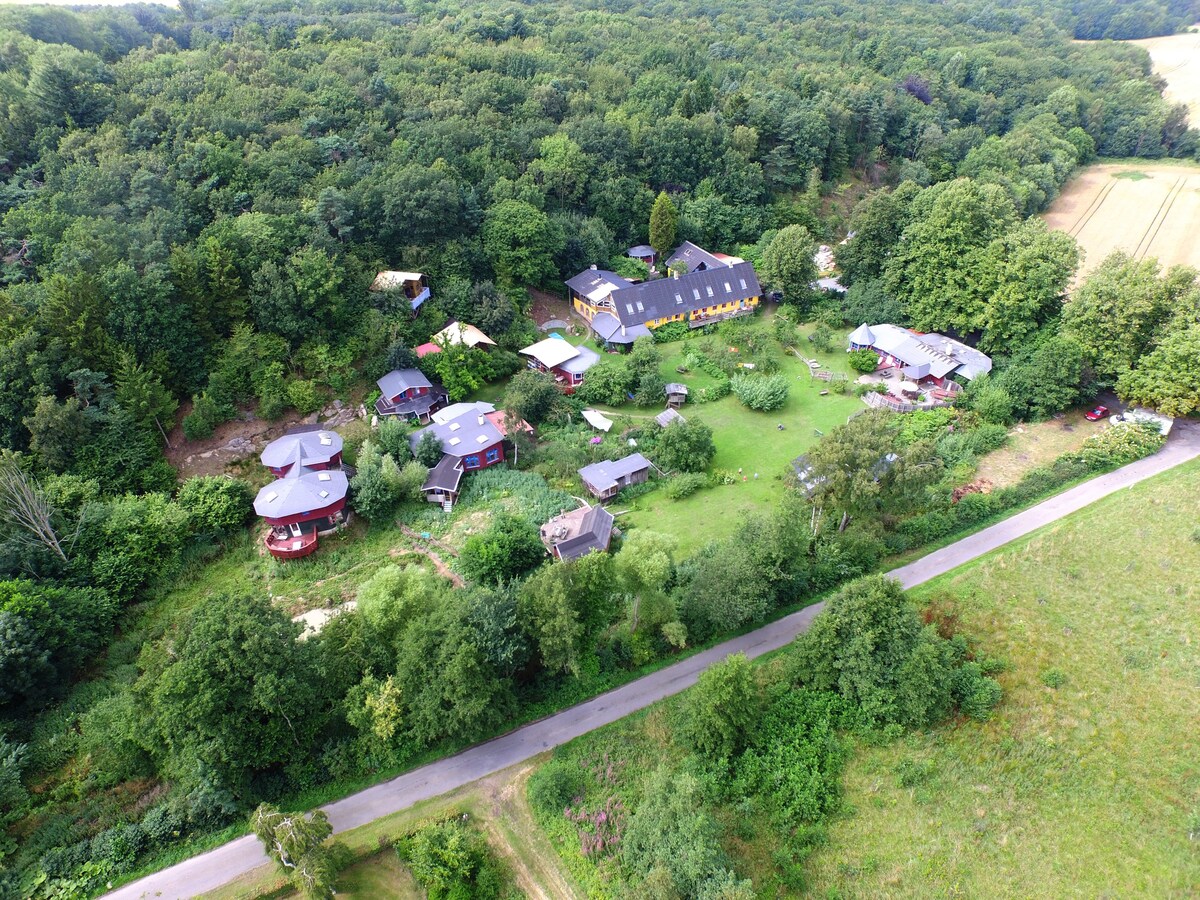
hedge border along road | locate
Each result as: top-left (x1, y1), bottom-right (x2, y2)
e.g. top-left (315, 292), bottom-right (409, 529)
top-left (106, 419), bottom-right (1200, 900)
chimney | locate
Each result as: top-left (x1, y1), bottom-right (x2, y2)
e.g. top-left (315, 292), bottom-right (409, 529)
top-left (727, 260), bottom-right (735, 268)
top-left (672, 271), bottom-right (679, 280)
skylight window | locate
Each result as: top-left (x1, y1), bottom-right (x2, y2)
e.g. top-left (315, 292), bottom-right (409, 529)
top-left (626, 303), bottom-right (635, 315)
top-left (675, 293), bottom-right (683, 304)
top-left (476, 435), bottom-right (488, 444)
top-left (264, 491), bottom-right (278, 503)
top-left (739, 278), bottom-right (747, 289)
top-left (706, 286), bottom-right (714, 297)
top-left (635, 301), bottom-right (644, 312)
top-left (693, 289), bottom-right (701, 300)
top-left (318, 473), bottom-right (331, 482)
top-left (448, 437), bottom-right (461, 446)
top-left (319, 490), bottom-right (329, 499)
top-left (318, 434), bottom-right (332, 446)
top-left (724, 282), bottom-right (732, 293)
top-left (449, 422), bottom-right (461, 431)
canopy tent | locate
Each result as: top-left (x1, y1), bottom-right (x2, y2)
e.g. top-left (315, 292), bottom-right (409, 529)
top-left (581, 409), bottom-right (613, 432)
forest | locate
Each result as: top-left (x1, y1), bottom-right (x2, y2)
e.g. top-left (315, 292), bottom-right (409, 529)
top-left (0, 0), bottom-right (1198, 896)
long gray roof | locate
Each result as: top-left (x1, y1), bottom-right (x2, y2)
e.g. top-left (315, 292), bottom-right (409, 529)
top-left (558, 344), bottom-right (600, 375)
top-left (409, 407), bottom-right (504, 459)
top-left (578, 453), bottom-right (651, 492)
top-left (860, 323), bottom-right (992, 381)
top-left (377, 368), bottom-right (432, 398)
top-left (260, 427), bottom-right (343, 469)
top-left (566, 262), bottom-right (761, 328)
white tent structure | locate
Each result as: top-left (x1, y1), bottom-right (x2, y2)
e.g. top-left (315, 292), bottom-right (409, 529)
top-left (582, 409), bottom-right (614, 432)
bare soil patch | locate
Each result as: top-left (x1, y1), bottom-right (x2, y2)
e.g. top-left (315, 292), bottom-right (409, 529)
top-left (974, 409), bottom-right (1108, 487)
top-left (1043, 161), bottom-right (1200, 276)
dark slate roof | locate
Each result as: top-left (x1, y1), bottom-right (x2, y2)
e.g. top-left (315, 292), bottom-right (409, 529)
top-left (554, 506), bottom-right (615, 560)
top-left (409, 407), bottom-right (505, 459)
top-left (565, 269), bottom-right (628, 301)
top-left (377, 368), bottom-right (432, 398)
top-left (665, 241), bottom-right (726, 272)
top-left (578, 453), bottom-right (652, 492)
top-left (260, 428), bottom-right (343, 469)
top-left (422, 454), bottom-right (464, 493)
top-left (612, 263), bottom-right (760, 326)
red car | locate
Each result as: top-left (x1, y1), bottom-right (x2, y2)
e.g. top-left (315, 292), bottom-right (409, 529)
top-left (1084, 405), bottom-right (1109, 421)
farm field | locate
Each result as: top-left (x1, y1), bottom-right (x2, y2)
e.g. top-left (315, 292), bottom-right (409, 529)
top-left (805, 459), bottom-right (1200, 898)
top-left (1127, 28), bottom-right (1200, 128)
top-left (1042, 161), bottom-right (1200, 276)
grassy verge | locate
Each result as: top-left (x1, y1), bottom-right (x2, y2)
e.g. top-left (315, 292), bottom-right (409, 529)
top-left (805, 458), bottom-right (1200, 897)
top-left (203, 758), bottom-right (576, 900)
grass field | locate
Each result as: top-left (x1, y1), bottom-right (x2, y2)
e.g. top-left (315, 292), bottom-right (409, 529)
top-left (581, 322), bottom-right (864, 554)
top-left (974, 408), bottom-right (1108, 487)
top-left (1043, 160), bottom-right (1200, 276)
top-left (805, 459), bottom-right (1200, 898)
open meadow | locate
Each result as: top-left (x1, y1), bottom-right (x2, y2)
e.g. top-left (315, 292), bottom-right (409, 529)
top-left (1042, 161), bottom-right (1200, 276)
top-left (805, 459), bottom-right (1200, 898)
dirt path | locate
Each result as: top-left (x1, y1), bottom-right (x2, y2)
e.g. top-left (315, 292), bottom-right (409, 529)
top-left (479, 765), bottom-right (580, 900)
top-left (105, 421), bottom-right (1200, 900)
top-left (395, 525), bottom-right (463, 587)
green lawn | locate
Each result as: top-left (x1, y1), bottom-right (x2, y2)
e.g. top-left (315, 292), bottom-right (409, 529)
top-left (601, 323), bottom-right (863, 553)
top-left (805, 459), bottom-right (1200, 898)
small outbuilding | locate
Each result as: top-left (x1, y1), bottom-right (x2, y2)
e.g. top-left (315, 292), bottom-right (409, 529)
top-left (375, 368), bottom-right (449, 422)
top-left (369, 271), bottom-right (430, 311)
top-left (578, 453), bottom-right (652, 501)
top-left (664, 382), bottom-right (689, 408)
top-left (540, 504), bottom-right (616, 561)
top-left (655, 408), bottom-right (686, 428)
top-left (429, 321), bottom-right (497, 351)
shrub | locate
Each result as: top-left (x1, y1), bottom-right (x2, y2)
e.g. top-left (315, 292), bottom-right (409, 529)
top-left (730, 373), bottom-right (790, 411)
top-left (1040, 668), bottom-right (1066, 689)
top-left (527, 759), bottom-right (586, 816)
top-left (1065, 420), bottom-right (1165, 471)
top-left (89, 822), bottom-right (146, 873)
top-left (182, 391), bottom-right (231, 441)
top-left (847, 348), bottom-right (879, 374)
top-left (664, 472), bottom-right (709, 499)
top-left (397, 817), bottom-right (507, 900)
top-left (176, 476), bottom-right (253, 537)
top-left (459, 513), bottom-right (546, 584)
top-left (953, 663), bottom-right (1002, 720)
top-left (651, 320), bottom-right (689, 343)
top-left (654, 420), bottom-right (715, 473)
top-left (286, 378), bottom-right (323, 415)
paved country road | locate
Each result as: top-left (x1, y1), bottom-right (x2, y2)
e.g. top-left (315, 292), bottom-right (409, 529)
top-left (105, 420), bottom-right (1200, 900)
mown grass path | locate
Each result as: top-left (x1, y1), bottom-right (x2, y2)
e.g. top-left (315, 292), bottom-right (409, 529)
top-left (105, 421), bottom-right (1200, 900)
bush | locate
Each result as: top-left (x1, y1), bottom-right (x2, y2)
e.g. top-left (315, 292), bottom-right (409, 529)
top-left (847, 348), bottom-right (879, 374)
top-left (176, 476), bottom-right (254, 537)
top-left (1040, 668), bottom-right (1066, 689)
top-left (654, 419), bottom-right (715, 473)
top-left (664, 472), bottom-right (709, 499)
top-left (730, 373), bottom-right (790, 411)
top-left (459, 513), bottom-right (546, 584)
top-left (651, 320), bottom-right (689, 343)
top-left (397, 817), bottom-right (507, 900)
top-left (527, 759), bottom-right (586, 816)
top-left (89, 822), bottom-right (146, 873)
top-left (286, 378), bottom-right (323, 415)
top-left (182, 391), bottom-right (231, 441)
top-left (953, 663), bottom-right (1002, 720)
top-left (1065, 421), bottom-right (1165, 470)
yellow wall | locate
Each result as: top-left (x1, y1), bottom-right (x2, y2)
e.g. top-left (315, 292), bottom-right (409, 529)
top-left (576, 294), bottom-right (760, 329)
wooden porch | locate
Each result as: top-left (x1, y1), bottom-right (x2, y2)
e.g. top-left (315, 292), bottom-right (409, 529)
top-left (265, 529), bottom-right (318, 559)
top-left (688, 305), bottom-right (754, 329)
